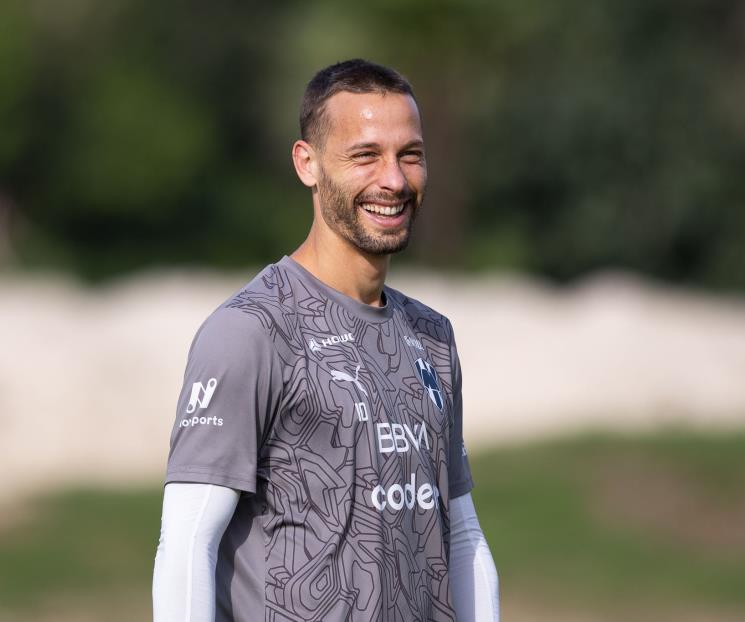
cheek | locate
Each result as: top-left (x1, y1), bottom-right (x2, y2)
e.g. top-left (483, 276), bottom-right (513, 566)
top-left (405, 166), bottom-right (427, 193)
top-left (346, 169), bottom-right (377, 198)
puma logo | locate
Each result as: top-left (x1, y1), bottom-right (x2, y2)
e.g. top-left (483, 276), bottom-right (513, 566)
top-left (330, 364), bottom-right (368, 396)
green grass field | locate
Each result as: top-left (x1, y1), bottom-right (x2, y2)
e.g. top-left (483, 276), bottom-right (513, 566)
top-left (1, 431), bottom-right (744, 621)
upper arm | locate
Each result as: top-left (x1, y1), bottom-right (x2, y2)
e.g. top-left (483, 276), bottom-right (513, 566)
top-left (166, 307), bottom-right (284, 493)
top-left (446, 319), bottom-right (474, 498)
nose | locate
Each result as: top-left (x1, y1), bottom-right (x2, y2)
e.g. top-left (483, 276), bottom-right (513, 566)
top-left (378, 157), bottom-right (408, 194)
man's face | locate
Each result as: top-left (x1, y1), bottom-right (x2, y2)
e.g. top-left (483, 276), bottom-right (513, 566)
top-left (313, 91), bottom-right (427, 256)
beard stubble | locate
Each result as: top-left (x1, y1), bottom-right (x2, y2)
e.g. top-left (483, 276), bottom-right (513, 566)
top-left (316, 169), bottom-right (420, 256)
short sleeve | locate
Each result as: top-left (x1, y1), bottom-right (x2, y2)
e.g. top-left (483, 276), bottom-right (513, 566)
top-left (446, 320), bottom-right (474, 498)
top-left (165, 306), bottom-right (283, 493)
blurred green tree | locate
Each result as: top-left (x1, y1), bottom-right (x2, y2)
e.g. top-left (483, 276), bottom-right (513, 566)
top-left (0, 0), bottom-right (742, 288)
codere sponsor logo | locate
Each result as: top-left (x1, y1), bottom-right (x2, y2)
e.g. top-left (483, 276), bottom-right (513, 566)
top-left (371, 473), bottom-right (440, 511)
top-left (370, 419), bottom-right (440, 512)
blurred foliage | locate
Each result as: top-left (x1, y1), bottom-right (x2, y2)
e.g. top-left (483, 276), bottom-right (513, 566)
top-left (1, 432), bottom-right (744, 620)
top-left (0, 0), bottom-right (743, 287)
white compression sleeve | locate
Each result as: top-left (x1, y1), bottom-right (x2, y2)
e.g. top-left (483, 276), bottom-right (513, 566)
top-left (153, 482), bottom-right (240, 622)
top-left (450, 492), bottom-right (500, 622)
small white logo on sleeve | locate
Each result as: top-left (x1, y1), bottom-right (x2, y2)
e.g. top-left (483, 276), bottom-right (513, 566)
top-left (186, 378), bottom-right (218, 413)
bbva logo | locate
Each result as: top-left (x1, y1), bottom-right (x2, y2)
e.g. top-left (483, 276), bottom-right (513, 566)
top-left (414, 358), bottom-right (443, 411)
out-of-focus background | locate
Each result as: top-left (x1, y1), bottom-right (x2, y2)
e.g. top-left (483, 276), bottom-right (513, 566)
top-left (2, 1), bottom-right (745, 620)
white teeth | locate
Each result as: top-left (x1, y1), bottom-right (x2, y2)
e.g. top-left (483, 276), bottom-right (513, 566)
top-left (361, 203), bottom-right (405, 216)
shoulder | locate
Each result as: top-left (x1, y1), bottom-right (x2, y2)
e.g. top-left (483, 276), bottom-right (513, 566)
top-left (225, 261), bottom-right (292, 322)
top-left (191, 259), bottom-right (304, 363)
top-left (385, 285), bottom-right (454, 343)
top-left (190, 262), bottom-right (288, 350)
top-left (217, 259), bottom-right (302, 329)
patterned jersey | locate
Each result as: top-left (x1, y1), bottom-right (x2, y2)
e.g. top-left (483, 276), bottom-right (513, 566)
top-left (166, 255), bottom-right (473, 621)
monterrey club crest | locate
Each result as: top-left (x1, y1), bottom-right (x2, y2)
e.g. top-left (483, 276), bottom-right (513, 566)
top-left (414, 358), bottom-right (443, 411)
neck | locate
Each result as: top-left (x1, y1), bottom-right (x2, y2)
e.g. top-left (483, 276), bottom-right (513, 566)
top-left (291, 220), bottom-right (390, 307)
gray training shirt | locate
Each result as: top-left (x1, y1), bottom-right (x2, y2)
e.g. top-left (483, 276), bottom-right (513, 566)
top-left (166, 255), bottom-right (473, 621)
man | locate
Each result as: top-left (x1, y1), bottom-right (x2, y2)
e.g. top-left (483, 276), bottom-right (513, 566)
top-left (153, 59), bottom-right (499, 621)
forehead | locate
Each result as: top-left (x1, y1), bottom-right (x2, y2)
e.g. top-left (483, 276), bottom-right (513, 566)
top-left (321, 91), bottom-right (423, 149)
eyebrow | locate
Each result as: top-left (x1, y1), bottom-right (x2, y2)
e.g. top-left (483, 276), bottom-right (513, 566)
top-left (346, 139), bottom-right (425, 152)
top-left (347, 142), bottom-right (380, 152)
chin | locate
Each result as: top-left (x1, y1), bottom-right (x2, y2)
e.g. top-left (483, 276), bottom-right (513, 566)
top-left (355, 233), bottom-right (411, 256)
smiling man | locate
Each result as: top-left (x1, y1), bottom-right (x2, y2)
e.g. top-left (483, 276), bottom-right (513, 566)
top-left (153, 59), bottom-right (499, 621)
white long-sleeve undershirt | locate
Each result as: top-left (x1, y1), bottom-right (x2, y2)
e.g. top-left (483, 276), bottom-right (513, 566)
top-left (449, 492), bottom-right (500, 621)
top-left (153, 483), bottom-right (240, 622)
top-left (152, 483), bottom-right (499, 621)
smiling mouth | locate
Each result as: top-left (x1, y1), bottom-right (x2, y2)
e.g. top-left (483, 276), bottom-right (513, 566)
top-left (359, 201), bottom-right (408, 216)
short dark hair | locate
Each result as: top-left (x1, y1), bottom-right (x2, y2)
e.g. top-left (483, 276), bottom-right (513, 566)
top-left (300, 59), bottom-right (416, 147)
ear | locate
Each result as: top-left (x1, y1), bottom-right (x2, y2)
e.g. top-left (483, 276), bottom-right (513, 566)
top-left (292, 140), bottom-right (320, 188)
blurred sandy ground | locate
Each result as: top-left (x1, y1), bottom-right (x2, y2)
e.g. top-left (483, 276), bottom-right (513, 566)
top-left (2, 267), bottom-right (745, 505)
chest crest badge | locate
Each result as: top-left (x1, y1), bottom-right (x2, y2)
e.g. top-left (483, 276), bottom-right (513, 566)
top-left (414, 358), bottom-right (443, 411)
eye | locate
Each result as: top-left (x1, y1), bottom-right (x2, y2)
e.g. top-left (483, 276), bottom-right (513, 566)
top-left (400, 150), bottom-right (424, 164)
top-left (352, 151), bottom-right (377, 160)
